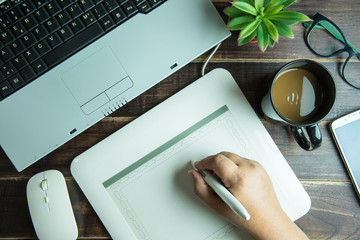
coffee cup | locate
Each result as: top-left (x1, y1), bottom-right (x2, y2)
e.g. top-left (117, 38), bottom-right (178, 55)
top-left (261, 59), bottom-right (336, 150)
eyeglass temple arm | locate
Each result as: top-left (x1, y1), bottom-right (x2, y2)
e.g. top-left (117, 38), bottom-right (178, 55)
top-left (304, 22), bottom-right (360, 54)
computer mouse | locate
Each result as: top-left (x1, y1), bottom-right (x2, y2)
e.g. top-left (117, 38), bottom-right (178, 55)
top-left (26, 170), bottom-right (78, 240)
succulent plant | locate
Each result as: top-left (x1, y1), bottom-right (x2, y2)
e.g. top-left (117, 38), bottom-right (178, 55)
top-left (224, 0), bottom-right (311, 51)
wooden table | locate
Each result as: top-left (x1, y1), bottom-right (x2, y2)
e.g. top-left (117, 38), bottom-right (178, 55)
top-left (1, 0), bottom-right (360, 239)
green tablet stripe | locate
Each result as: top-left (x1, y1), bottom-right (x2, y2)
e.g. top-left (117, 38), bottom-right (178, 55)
top-left (103, 105), bottom-right (229, 188)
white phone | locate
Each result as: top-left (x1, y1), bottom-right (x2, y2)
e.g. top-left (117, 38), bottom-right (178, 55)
top-left (330, 109), bottom-right (360, 199)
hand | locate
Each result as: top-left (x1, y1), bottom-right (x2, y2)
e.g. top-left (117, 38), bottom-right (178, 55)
top-left (188, 152), bottom-right (308, 240)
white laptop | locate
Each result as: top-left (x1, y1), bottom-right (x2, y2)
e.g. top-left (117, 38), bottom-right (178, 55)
top-left (71, 69), bottom-right (311, 240)
top-left (0, 0), bottom-right (230, 171)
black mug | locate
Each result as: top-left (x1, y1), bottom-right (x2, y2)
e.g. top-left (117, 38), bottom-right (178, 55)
top-left (261, 60), bottom-right (336, 150)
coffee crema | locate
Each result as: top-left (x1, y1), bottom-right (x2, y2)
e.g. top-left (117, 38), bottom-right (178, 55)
top-left (272, 68), bottom-right (323, 122)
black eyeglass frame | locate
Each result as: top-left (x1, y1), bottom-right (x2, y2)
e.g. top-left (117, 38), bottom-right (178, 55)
top-left (304, 13), bottom-right (360, 89)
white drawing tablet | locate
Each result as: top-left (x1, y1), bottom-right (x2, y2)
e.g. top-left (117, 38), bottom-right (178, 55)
top-left (71, 69), bottom-right (311, 240)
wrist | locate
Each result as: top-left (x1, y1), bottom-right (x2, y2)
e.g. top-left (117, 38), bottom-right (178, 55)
top-left (233, 211), bottom-right (308, 240)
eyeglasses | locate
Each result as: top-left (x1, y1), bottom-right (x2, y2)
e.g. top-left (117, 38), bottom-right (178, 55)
top-left (304, 13), bottom-right (360, 89)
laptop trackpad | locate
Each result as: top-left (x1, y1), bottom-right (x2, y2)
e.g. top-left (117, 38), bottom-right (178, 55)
top-left (61, 47), bottom-right (129, 107)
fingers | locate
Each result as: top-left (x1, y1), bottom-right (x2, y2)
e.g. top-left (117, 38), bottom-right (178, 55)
top-left (188, 170), bottom-right (216, 201)
top-left (195, 152), bottom-right (243, 188)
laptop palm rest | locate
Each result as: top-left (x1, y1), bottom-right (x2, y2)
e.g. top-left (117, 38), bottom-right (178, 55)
top-left (61, 47), bottom-right (133, 114)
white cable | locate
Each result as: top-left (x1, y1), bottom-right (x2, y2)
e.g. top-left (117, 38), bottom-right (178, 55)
top-left (201, 42), bottom-right (222, 76)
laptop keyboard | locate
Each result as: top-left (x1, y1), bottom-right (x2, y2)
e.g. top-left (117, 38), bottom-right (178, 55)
top-left (0, 0), bottom-right (167, 101)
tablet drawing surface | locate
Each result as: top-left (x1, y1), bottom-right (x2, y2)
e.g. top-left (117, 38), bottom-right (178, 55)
top-left (104, 106), bottom-right (259, 240)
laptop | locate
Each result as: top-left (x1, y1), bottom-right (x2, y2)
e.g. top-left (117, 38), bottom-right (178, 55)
top-left (0, 0), bottom-right (230, 171)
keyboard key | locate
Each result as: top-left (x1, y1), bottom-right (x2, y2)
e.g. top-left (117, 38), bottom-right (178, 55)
top-left (0, 81), bottom-right (14, 98)
top-left (57, 0), bottom-right (75, 9)
top-left (1, 46), bottom-right (15, 62)
top-left (21, 32), bottom-right (37, 48)
top-left (11, 22), bottom-right (27, 38)
top-left (20, 65), bottom-right (36, 82)
top-left (34, 0), bottom-right (48, 8)
top-left (58, 25), bottom-right (74, 41)
top-left (80, 11), bottom-right (97, 26)
top-left (1, 62), bottom-right (16, 77)
top-left (99, 15), bottom-right (115, 31)
top-left (43, 22), bottom-right (104, 67)
top-left (103, 0), bottom-right (119, 12)
top-left (8, 6), bottom-right (24, 22)
top-left (111, 8), bottom-right (127, 24)
top-left (138, 2), bottom-right (152, 13)
top-left (46, 33), bottom-right (62, 48)
top-left (0, 30), bottom-right (15, 44)
top-left (67, 3), bottom-right (83, 18)
top-left (10, 0), bottom-right (22, 6)
top-left (56, 11), bottom-right (72, 26)
top-left (122, 1), bottom-right (138, 17)
top-left (24, 47), bottom-right (40, 63)
top-left (133, 0), bottom-right (146, 6)
top-left (69, 18), bottom-right (85, 34)
top-left (45, 2), bottom-right (61, 16)
top-left (45, 17), bottom-right (61, 33)
top-left (0, 15), bottom-right (12, 29)
top-left (92, 4), bottom-right (108, 19)
top-left (78, 0), bottom-right (95, 11)
top-left (22, 15), bottom-right (38, 31)
top-left (12, 54), bottom-right (28, 70)
top-left (34, 7), bottom-right (50, 23)
top-left (20, 1), bottom-right (37, 15)
top-left (0, 1), bottom-right (12, 12)
top-left (8, 74), bottom-right (25, 89)
top-left (35, 40), bottom-right (51, 55)
top-left (148, 0), bottom-right (163, 7)
top-left (31, 58), bottom-right (47, 74)
top-left (32, 25), bottom-right (49, 40)
top-left (10, 39), bottom-right (26, 55)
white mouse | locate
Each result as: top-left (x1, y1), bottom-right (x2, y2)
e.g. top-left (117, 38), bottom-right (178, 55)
top-left (26, 170), bottom-right (78, 240)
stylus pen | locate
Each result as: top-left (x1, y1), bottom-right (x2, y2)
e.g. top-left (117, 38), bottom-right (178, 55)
top-left (191, 161), bottom-right (251, 221)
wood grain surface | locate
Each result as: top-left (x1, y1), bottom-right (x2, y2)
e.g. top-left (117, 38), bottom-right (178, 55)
top-left (1, 0), bottom-right (360, 239)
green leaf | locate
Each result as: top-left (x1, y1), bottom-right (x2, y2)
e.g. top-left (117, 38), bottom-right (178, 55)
top-left (264, 0), bottom-right (282, 13)
top-left (263, 18), bottom-right (279, 42)
top-left (280, 0), bottom-right (297, 9)
top-left (237, 30), bottom-right (257, 46)
top-left (239, 0), bottom-right (256, 7)
top-left (257, 22), bottom-right (270, 51)
top-left (271, 19), bottom-right (294, 38)
top-left (239, 18), bottom-right (261, 39)
top-left (264, 0), bottom-right (271, 8)
top-left (232, 1), bottom-right (258, 16)
top-left (255, 0), bottom-right (264, 12)
top-left (268, 38), bottom-right (276, 48)
top-left (224, 6), bottom-right (248, 18)
top-left (277, 19), bottom-right (300, 26)
top-left (264, 4), bottom-right (283, 15)
top-left (268, 11), bottom-right (311, 22)
top-left (227, 16), bottom-right (255, 30)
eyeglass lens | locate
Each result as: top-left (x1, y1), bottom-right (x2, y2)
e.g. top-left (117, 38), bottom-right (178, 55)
top-left (308, 20), bottom-right (360, 88)
top-left (343, 55), bottom-right (360, 88)
top-left (307, 20), bottom-right (345, 56)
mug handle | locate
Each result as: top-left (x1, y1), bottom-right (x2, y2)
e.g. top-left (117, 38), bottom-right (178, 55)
top-left (290, 124), bottom-right (322, 151)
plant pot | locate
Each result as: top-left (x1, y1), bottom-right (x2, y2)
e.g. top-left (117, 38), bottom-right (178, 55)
top-left (250, 38), bottom-right (258, 43)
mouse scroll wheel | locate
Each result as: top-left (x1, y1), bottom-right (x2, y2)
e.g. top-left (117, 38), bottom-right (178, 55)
top-left (41, 179), bottom-right (48, 191)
